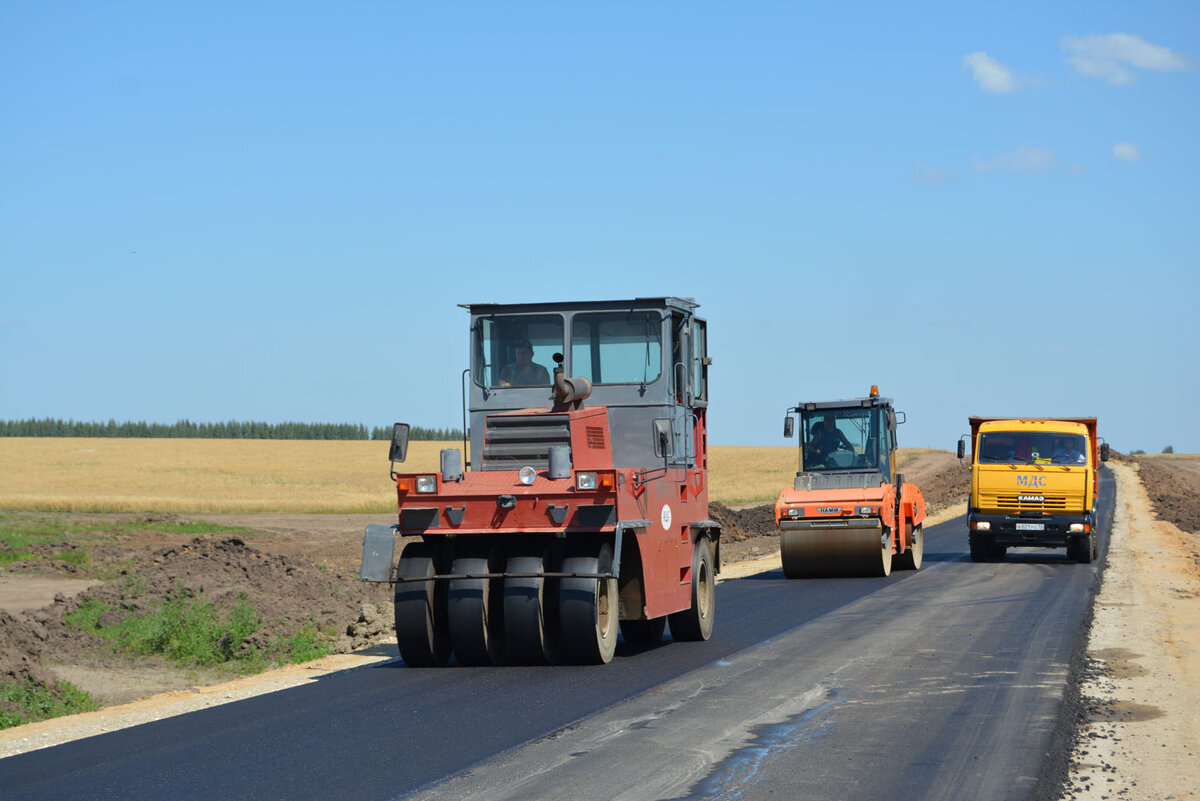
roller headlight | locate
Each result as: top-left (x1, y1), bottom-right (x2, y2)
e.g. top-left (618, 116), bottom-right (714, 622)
top-left (518, 466), bottom-right (537, 486)
top-left (576, 472), bottom-right (598, 491)
top-left (415, 475), bottom-right (437, 493)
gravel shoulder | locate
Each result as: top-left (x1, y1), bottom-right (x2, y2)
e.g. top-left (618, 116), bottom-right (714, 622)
top-left (1059, 459), bottom-right (1200, 801)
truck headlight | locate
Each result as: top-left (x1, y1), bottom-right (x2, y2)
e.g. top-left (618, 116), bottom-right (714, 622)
top-left (1069, 523), bottom-right (1087, 533)
top-left (415, 475), bottom-right (437, 493)
top-left (973, 521), bottom-right (991, 531)
top-left (576, 472), bottom-right (598, 490)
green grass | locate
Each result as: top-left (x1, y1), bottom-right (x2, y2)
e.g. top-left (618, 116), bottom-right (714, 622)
top-left (279, 619), bottom-right (334, 664)
top-left (66, 589), bottom-right (334, 673)
top-left (0, 510), bottom-right (255, 544)
top-left (109, 518), bottom-right (256, 537)
top-left (0, 511), bottom-right (255, 574)
top-left (0, 676), bottom-right (98, 729)
top-left (67, 590), bottom-right (261, 668)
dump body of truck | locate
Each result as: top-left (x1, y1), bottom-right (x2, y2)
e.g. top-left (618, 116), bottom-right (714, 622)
top-left (774, 387), bottom-right (926, 578)
top-left (960, 417), bottom-right (1107, 563)
top-left (361, 297), bottom-right (720, 665)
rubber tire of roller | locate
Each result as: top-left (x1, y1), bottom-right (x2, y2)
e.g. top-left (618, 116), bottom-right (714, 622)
top-left (559, 542), bottom-right (618, 665)
top-left (668, 538), bottom-right (716, 642)
top-left (394, 543), bottom-right (451, 667)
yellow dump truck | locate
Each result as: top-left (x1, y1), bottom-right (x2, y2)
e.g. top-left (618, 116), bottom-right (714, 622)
top-left (958, 417), bottom-right (1108, 563)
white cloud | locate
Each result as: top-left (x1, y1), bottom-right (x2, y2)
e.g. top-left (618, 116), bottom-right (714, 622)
top-left (908, 162), bottom-right (955, 185)
top-left (963, 51), bottom-right (1018, 93)
top-left (1112, 142), bottom-right (1144, 162)
top-left (1061, 34), bottom-right (1189, 85)
top-left (972, 146), bottom-right (1058, 174)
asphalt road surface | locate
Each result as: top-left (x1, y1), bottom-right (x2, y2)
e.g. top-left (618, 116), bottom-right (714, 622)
top-left (1, 470), bottom-right (1113, 801)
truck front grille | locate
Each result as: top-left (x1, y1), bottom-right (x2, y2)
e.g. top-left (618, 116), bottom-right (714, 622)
top-left (988, 494), bottom-right (1069, 512)
top-left (482, 414), bottom-right (571, 471)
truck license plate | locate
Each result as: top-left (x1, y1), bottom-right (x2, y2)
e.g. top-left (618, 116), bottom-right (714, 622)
top-left (1015, 523), bottom-right (1045, 531)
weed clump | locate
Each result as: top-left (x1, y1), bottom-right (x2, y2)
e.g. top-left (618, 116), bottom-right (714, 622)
top-left (66, 586), bottom-right (331, 671)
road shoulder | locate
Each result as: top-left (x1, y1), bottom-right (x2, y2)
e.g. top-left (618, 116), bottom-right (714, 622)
top-left (1059, 461), bottom-right (1200, 800)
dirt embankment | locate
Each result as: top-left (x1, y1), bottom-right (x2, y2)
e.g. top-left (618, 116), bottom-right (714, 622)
top-left (1133, 455), bottom-right (1200, 535)
top-left (0, 520), bottom-right (394, 717)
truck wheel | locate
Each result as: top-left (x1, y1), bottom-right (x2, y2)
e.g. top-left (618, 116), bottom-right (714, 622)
top-left (986, 541), bottom-right (1007, 561)
top-left (1073, 533), bottom-right (1096, 565)
top-left (620, 617), bottom-right (666, 644)
top-left (1066, 536), bottom-right (1080, 562)
top-left (504, 549), bottom-right (561, 664)
top-left (895, 523), bottom-right (923, 571)
top-left (448, 546), bottom-right (506, 666)
top-left (668, 538), bottom-right (715, 642)
top-left (394, 543), bottom-right (451, 667)
top-left (559, 542), bottom-right (618, 664)
top-left (969, 535), bottom-right (989, 563)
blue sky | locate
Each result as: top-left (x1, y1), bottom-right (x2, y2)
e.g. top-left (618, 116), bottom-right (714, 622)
top-left (2, 1), bottom-right (1197, 453)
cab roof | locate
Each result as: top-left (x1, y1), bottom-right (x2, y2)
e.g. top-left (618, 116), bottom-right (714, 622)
top-left (460, 297), bottom-right (699, 315)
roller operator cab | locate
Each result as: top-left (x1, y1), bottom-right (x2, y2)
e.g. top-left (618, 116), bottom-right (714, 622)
top-left (958, 417), bottom-right (1108, 563)
top-left (361, 298), bottom-right (719, 666)
top-left (774, 387), bottom-right (926, 578)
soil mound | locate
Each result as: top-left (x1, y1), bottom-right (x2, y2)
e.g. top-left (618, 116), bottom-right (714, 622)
top-left (1134, 457), bottom-right (1200, 534)
top-left (1, 533), bottom-right (392, 716)
top-left (708, 502), bottom-right (777, 542)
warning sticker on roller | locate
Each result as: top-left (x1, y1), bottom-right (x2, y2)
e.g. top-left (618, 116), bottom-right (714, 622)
top-left (661, 504), bottom-right (673, 531)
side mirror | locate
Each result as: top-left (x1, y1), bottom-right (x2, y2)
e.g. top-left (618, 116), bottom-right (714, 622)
top-left (887, 410), bottom-right (898, 430)
top-left (783, 416), bottom-right (794, 438)
top-left (1100, 442), bottom-right (1110, 462)
top-left (389, 423), bottom-right (410, 463)
top-left (957, 440), bottom-right (965, 460)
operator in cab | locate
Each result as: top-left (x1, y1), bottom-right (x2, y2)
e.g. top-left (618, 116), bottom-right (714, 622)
top-left (807, 416), bottom-right (853, 463)
top-left (1053, 437), bottom-right (1086, 465)
top-left (499, 340), bottom-right (550, 387)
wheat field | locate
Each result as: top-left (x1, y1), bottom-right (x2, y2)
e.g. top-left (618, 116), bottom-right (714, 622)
top-left (0, 438), bottom-right (800, 513)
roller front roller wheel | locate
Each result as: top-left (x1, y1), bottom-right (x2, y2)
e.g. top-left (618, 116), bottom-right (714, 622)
top-left (668, 537), bottom-right (715, 641)
top-left (559, 542), bottom-right (618, 664)
top-left (781, 525), bottom-right (892, 578)
top-left (394, 543), bottom-right (451, 667)
top-left (448, 547), bottom-right (506, 666)
top-left (503, 549), bottom-right (560, 664)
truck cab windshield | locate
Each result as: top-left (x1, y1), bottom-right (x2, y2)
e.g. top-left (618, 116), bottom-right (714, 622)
top-left (978, 432), bottom-right (1087, 465)
top-left (474, 311), bottom-right (663, 389)
top-left (801, 408), bottom-right (884, 471)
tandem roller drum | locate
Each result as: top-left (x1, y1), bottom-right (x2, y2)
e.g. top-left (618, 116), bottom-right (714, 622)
top-left (779, 522), bottom-right (893, 578)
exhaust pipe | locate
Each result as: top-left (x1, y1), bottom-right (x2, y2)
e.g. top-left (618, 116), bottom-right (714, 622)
top-left (551, 353), bottom-right (592, 410)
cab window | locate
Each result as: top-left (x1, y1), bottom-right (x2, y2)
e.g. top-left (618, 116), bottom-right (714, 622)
top-left (570, 312), bottom-right (662, 385)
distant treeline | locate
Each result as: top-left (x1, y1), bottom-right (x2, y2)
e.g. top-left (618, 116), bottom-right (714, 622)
top-left (0, 418), bottom-right (464, 441)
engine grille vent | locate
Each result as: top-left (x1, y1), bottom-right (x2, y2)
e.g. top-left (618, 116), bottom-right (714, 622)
top-left (586, 425), bottom-right (606, 449)
top-left (482, 414), bottom-right (571, 471)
